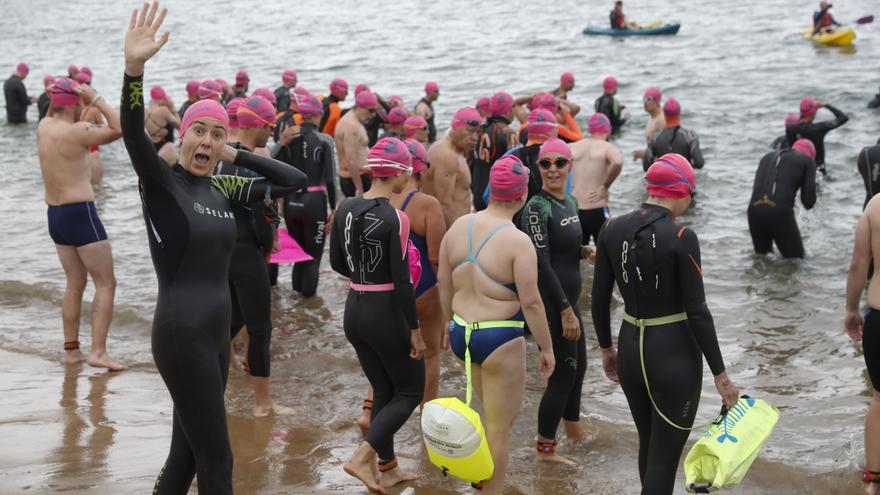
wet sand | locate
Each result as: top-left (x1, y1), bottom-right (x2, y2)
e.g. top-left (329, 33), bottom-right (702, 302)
top-left (0, 345), bottom-right (863, 494)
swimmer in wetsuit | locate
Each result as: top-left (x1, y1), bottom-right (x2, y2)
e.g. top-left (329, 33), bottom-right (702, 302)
top-left (472, 92), bottom-right (518, 211)
top-left (747, 139), bottom-right (817, 259)
top-left (591, 153), bottom-right (739, 495)
top-left (390, 139), bottom-right (447, 406)
top-left (329, 137), bottom-right (426, 493)
top-left (785, 97), bottom-right (848, 174)
top-left (844, 188), bottom-right (880, 494)
top-left (274, 69), bottom-right (297, 114)
top-left (643, 98), bottom-right (704, 171)
top-left (438, 154), bottom-right (555, 494)
top-left (319, 77), bottom-right (348, 137)
top-left (120, 5), bottom-right (306, 492)
top-left (415, 81), bottom-right (439, 144)
top-left (520, 139), bottom-right (593, 465)
top-left (594, 76), bottom-right (627, 134)
top-left (771, 114), bottom-right (799, 150)
top-left (274, 88), bottom-right (337, 297)
top-left (859, 142), bottom-right (880, 209)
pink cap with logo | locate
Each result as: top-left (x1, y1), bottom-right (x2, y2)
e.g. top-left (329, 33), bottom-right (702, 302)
top-left (645, 153), bottom-right (695, 199)
top-left (489, 91), bottom-right (514, 117)
top-left (588, 113), bottom-right (612, 135)
top-left (293, 88), bottom-right (323, 118)
top-left (235, 70), bottom-right (249, 85)
top-left (476, 96), bottom-right (491, 113)
top-left (186, 80), bottom-right (200, 97)
top-left (16, 62), bottom-right (29, 75)
top-left (450, 107), bottom-right (481, 128)
top-left (388, 106), bottom-right (409, 125)
top-left (282, 69), bottom-right (297, 84)
top-left (404, 116), bottom-right (428, 138)
top-left (490, 155), bottom-right (530, 201)
top-left (800, 97), bottom-right (817, 117)
top-left (785, 113), bottom-right (799, 126)
top-left (198, 80), bottom-right (222, 100)
top-left (150, 85), bottom-right (168, 101)
top-left (180, 99), bottom-right (229, 137)
top-left (527, 108), bottom-right (558, 136)
top-left (663, 97), bottom-right (681, 117)
top-left (330, 78), bottom-right (349, 96)
top-left (425, 81), bottom-right (439, 94)
top-left (252, 87), bottom-right (277, 107)
top-left (538, 138), bottom-right (572, 159)
top-left (237, 96), bottom-right (277, 129)
top-left (603, 76), bottom-right (618, 91)
top-left (50, 78), bottom-right (80, 107)
top-left (366, 137), bottom-right (413, 177)
top-left (355, 91), bottom-right (378, 109)
top-left (225, 97), bottom-right (246, 128)
top-left (792, 138), bottom-right (816, 159)
top-left (561, 72), bottom-right (575, 85)
top-left (644, 86), bottom-right (662, 103)
top-left (404, 139), bottom-right (429, 175)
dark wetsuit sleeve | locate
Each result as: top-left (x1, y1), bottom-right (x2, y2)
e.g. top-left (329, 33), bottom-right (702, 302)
top-left (329, 202), bottom-right (350, 277)
top-left (522, 198), bottom-right (570, 312)
top-left (233, 150), bottom-right (306, 190)
top-left (642, 134), bottom-right (655, 171)
top-left (800, 157), bottom-right (817, 209)
top-left (591, 227), bottom-right (615, 348)
top-left (391, 211), bottom-right (419, 329)
top-left (676, 229), bottom-right (725, 375)
top-left (322, 141), bottom-right (337, 209)
top-left (688, 130), bottom-right (705, 169)
top-left (121, 73), bottom-right (173, 189)
top-left (818, 104), bottom-right (849, 133)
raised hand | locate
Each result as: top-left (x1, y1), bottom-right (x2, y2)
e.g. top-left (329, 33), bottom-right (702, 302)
top-left (124, 1), bottom-right (169, 76)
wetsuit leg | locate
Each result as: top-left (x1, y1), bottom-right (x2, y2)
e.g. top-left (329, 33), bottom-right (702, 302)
top-left (286, 192), bottom-right (327, 296)
top-left (344, 291), bottom-right (424, 460)
top-left (617, 323), bottom-right (701, 495)
top-left (229, 247), bottom-right (272, 377)
top-left (152, 321), bottom-right (232, 495)
top-left (771, 206), bottom-right (804, 258)
top-left (537, 309), bottom-right (586, 439)
top-left (340, 174), bottom-right (372, 197)
top-left (578, 207), bottom-right (609, 245)
top-left (749, 204), bottom-right (803, 257)
top-left (268, 263), bottom-right (279, 286)
top-left (864, 309), bottom-right (880, 392)
top-left (472, 163), bottom-right (490, 211)
top-left (747, 205), bottom-right (774, 255)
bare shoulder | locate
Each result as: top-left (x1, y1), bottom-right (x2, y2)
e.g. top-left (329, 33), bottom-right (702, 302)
top-left (568, 138), bottom-right (590, 157)
top-left (427, 140), bottom-right (453, 163)
top-left (866, 195), bottom-right (880, 220)
top-left (415, 190), bottom-right (442, 210)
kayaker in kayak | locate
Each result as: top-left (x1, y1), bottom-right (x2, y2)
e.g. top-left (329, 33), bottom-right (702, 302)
top-left (610, 0), bottom-right (640, 30)
top-left (813, 1), bottom-right (841, 34)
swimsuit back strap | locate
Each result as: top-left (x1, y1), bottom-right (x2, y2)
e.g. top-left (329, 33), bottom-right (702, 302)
top-left (401, 190), bottom-right (418, 211)
top-left (472, 223), bottom-right (513, 260)
top-left (623, 311), bottom-right (721, 431)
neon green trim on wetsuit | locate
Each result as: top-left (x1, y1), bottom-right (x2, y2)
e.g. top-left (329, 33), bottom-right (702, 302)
top-left (454, 314), bottom-right (525, 406)
top-left (624, 311), bottom-right (719, 431)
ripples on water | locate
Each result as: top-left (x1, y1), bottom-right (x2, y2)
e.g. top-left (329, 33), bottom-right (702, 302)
top-left (2, 0), bottom-right (880, 488)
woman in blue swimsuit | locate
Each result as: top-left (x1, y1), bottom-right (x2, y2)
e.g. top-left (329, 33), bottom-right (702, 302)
top-left (438, 154), bottom-right (555, 493)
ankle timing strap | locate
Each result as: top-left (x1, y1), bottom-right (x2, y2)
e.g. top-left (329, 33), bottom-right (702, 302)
top-left (362, 400), bottom-right (373, 411)
top-left (864, 470), bottom-right (880, 484)
top-left (536, 440), bottom-right (557, 454)
top-left (63, 340), bottom-right (80, 351)
top-left (377, 458), bottom-right (397, 472)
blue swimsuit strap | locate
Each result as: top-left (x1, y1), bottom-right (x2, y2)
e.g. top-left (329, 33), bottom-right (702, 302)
top-left (401, 190), bottom-right (418, 211)
top-left (454, 215), bottom-right (515, 290)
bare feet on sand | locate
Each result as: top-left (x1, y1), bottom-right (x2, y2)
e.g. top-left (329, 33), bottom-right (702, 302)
top-left (564, 421), bottom-right (591, 444)
top-left (536, 451), bottom-right (576, 465)
top-left (87, 351), bottom-right (127, 371)
top-left (254, 402), bottom-right (296, 418)
top-left (343, 442), bottom-right (384, 493)
top-left (62, 349), bottom-right (86, 364)
top-left (379, 466), bottom-right (418, 489)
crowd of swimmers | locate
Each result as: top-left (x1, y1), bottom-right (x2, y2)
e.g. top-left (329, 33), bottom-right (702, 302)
top-left (6, 1), bottom-right (880, 493)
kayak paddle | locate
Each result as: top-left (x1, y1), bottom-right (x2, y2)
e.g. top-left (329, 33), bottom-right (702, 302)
top-left (856, 15), bottom-right (874, 24)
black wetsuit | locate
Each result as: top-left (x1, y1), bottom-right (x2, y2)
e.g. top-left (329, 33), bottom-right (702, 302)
top-left (472, 117), bottom-right (516, 211)
top-left (178, 99), bottom-right (194, 118)
top-left (120, 73), bottom-right (305, 495)
top-left (521, 191), bottom-right (587, 441)
top-left (858, 145), bottom-right (880, 209)
top-left (417, 98), bottom-right (437, 143)
top-left (329, 196), bottom-right (423, 463)
top-left (274, 123), bottom-right (337, 296)
top-left (594, 94), bottom-right (624, 134)
top-left (643, 126), bottom-right (704, 171)
top-left (274, 85), bottom-right (291, 115)
top-left (365, 99), bottom-right (392, 147)
top-left (591, 203), bottom-right (725, 495)
top-left (747, 149), bottom-right (817, 258)
top-left (216, 145), bottom-right (289, 378)
top-left (4, 74), bottom-right (30, 124)
top-left (769, 134), bottom-right (790, 150)
top-left (37, 92), bottom-right (50, 120)
top-left (869, 93), bottom-right (880, 110)
top-left (785, 104), bottom-right (848, 170)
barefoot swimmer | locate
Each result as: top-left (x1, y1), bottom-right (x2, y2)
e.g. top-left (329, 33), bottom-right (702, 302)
top-left (120, 3), bottom-right (305, 492)
top-left (37, 76), bottom-right (125, 371)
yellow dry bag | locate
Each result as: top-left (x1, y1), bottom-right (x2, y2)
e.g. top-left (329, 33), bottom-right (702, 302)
top-left (421, 318), bottom-right (502, 484)
top-left (684, 396), bottom-right (780, 493)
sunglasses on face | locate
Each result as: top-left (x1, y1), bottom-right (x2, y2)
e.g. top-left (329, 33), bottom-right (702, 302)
top-left (538, 157), bottom-right (570, 170)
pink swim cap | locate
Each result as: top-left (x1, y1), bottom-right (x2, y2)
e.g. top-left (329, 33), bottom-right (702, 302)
top-left (476, 96), bottom-right (491, 113)
top-left (561, 72), bottom-right (575, 85)
top-left (198, 80), bottom-right (222, 100)
top-left (186, 80), bottom-right (200, 97)
top-left (355, 91), bottom-right (378, 109)
top-left (388, 106), bottom-right (409, 125)
top-left (150, 85), bottom-right (168, 101)
top-left (50, 78), bottom-right (80, 107)
top-left (354, 83), bottom-right (370, 96)
top-left (330, 77), bottom-right (349, 97)
top-left (785, 113), bottom-right (799, 127)
top-left (527, 108), bottom-right (558, 136)
top-left (534, 93), bottom-right (559, 113)
top-left (425, 81), bottom-right (439, 94)
top-left (293, 88), bottom-right (323, 118)
top-left (490, 155), bottom-right (530, 201)
top-left (538, 138), bottom-right (572, 159)
top-left (180, 99), bottom-right (229, 138)
top-left (404, 115), bottom-right (428, 137)
top-left (663, 98), bottom-right (681, 117)
top-left (800, 97), bottom-right (817, 117)
top-left (43, 75), bottom-right (55, 89)
top-left (389, 95), bottom-right (404, 106)
top-left (225, 97), bottom-right (246, 129)
top-left (67, 65), bottom-right (78, 77)
top-left (366, 137), bottom-right (413, 177)
top-left (404, 138), bottom-right (429, 175)
top-left (792, 138), bottom-right (816, 159)
top-left (282, 69), bottom-right (297, 84)
top-left (603, 76), bottom-right (618, 91)
top-left (489, 91), bottom-right (514, 117)
top-left (235, 70), bottom-right (249, 86)
top-left (16, 62), bottom-right (29, 75)
top-left (238, 96), bottom-right (277, 129)
top-left (216, 78), bottom-right (229, 88)
top-left (75, 71), bottom-right (91, 85)
top-left (645, 153), bottom-right (695, 199)
top-left (644, 86), bottom-right (662, 103)
top-left (252, 87), bottom-right (277, 106)
top-left (451, 107), bottom-right (482, 129)
top-left (588, 113), bottom-right (612, 135)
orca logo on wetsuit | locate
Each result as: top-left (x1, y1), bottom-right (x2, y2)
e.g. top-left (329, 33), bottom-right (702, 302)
top-left (621, 240), bottom-right (629, 283)
top-left (344, 212), bottom-right (355, 272)
top-left (362, 212), bottom-right (384, 273)
top-left (560, 215), bottom-right (579, 227)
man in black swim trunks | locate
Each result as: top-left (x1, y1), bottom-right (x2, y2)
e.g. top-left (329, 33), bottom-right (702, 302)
top-left (747, 139), bottom-right (817, 258)
top-left (37, 76), bottom-right (125, 370)
top-left (785, 96), bottom-right (848, 174)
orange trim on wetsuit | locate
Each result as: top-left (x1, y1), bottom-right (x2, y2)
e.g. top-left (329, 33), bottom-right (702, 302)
top-left (321, 101), bottom-right (342, 137)
top-left (557, 113), bottom-right (583, 142)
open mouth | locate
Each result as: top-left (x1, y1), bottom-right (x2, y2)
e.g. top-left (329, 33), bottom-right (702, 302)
top-left (194, 153), bottom-right (211, 166)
